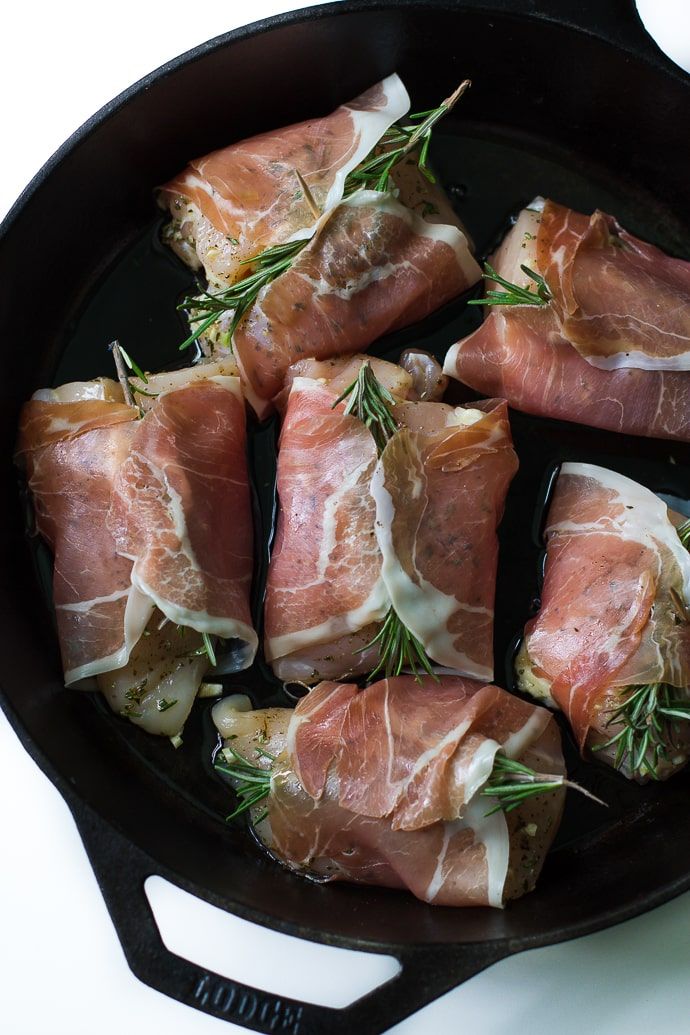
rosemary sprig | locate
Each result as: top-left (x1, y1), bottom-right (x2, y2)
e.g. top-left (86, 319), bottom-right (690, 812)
top-left (467, 262), bottom-right (552, 307)
top-left (345, 80), bottom-right (470, 194)
top-left (215, 745), bottom-right (274, 821)
top-left (481, 753), bottom-right (603, 816)
top-left (178, 239), bottom-right (307, 350)
top-left (592, 682), bottom-right (690, 779)
top-left (332, 360), bottom-right (398, 454)
top-left (366, 607), bottom-right (437, 682)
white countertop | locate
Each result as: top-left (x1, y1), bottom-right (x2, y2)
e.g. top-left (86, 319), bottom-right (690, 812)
top-left (2, 3), bottom-right (690, 1033)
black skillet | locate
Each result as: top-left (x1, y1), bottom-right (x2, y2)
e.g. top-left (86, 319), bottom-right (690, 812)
top-left (2, 2), bottom-right (690, 1032)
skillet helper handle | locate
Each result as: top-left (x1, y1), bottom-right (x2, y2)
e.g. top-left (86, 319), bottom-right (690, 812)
top-left (72, 803), bottom-right (509, 1035)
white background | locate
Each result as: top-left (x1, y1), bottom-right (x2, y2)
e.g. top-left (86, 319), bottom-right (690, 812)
top-left (2, 3), bottom-right (690, 1033)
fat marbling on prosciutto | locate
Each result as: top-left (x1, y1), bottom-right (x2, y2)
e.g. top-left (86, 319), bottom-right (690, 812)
top-left (444, 199), bottom-right (690, 441)
top-left (517, 462), bottom-right (690, 780)
top-left (264, 356), bottom-right (518, 682)
top-left (212, 678), bottom-right (566, 908)
top-left (16, 364), bottom-right (257, 735)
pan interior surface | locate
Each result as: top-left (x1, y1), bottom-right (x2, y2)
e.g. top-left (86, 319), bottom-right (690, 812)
top-left (2, 3), bottom-right (690, 954)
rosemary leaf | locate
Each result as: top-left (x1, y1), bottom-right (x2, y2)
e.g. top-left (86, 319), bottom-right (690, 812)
top-left (202, 632), bottom-right (217, 668)
top-left (468, 262), bottom-right (552, 308)
top-left (117, 345), bottom-right (149, 383)
top-left (131, 383), bottom-right (159, 399)
top-left (156, 698), bottom-right (178, 713)
top-left (120, 704), bottom-right (143, 719)
top-left (677, 518), bottom-right (690, 549)
top-left (215, 745), bottom-right (272, 821)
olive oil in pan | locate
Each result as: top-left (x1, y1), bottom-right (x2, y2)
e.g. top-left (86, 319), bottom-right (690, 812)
top-left (39, 123), bottom-right (690, 850)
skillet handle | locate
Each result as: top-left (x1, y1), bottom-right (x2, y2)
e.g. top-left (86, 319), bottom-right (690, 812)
top-left (72, 803), bottom-right (510, 1035)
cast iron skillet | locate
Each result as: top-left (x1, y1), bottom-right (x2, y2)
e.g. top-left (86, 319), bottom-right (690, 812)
top-left (2, 2), bottom-right (690, 1032)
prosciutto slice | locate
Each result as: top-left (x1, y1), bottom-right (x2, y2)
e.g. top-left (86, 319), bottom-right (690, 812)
top-left (264, 360), bottom-right (517, 681)
top-left (108, 376), bottom-right (256, 652)
top-left (373, 397), bottom-right (518, 678)
top-left (16, 391), bottom-right (144, 684)
top-left (159, 75), bottom-right (410, 289)
top-left (232, 190), bottom-right (479, 404)
top-left (517, 462), bottom-right (690, 779)
top-left (17, 369), bottom-right (257, 733)
top-left (263, 375), bottom-right (389, 676)
top-left (213, 678), bottom-right (566, 908)
top-left (444, 201), bottom-right (690, 441)
top-left (536, 200), bottom-right (690, 371)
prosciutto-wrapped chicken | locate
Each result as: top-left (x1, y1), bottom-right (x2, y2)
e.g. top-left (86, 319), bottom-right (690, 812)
top-left (231, 190), bottom-right (478, 404)
top-left (16, 363), bottom-right (257, 735)
top-left (159, 75), bottom-right (410, 286)
top-left (264, 356), bottom-right (518, 683)
top-left (212, 677), bottom-right (567, 908)
top-left (159, 75), bottom-right (480, 411)
top-left (517, 462), bottom-right (690, 780)
top-left (444, 199), bottom-right (690, 441)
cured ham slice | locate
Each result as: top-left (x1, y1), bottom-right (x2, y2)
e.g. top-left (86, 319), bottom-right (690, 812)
top-left (108, 376), bottom-right (256, 654)
top-left (264, 375), bottom-right (389, 677)
top-left (537, 200), bottom-right (690, 371)
top-left (213, 678), bottom-right (566, 907)
top-left (373, 398), bottom-right (518, 679)
top-left (17, 369), bottom-right (257, 733)
top-left (159, 75), bottom-right (410, 289)
top-left (232, 190), bottom-right (479, 404)
top-left (16, 388), bottom-right (145, 684)
top-left (444, 201), bottom-right (690, 441)
top-left (264, 360), bottom-right (517, 682)
top-left (517, 462), bottom-right (690, 780)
